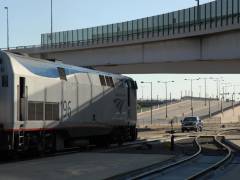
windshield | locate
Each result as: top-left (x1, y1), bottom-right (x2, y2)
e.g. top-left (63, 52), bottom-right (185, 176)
top-left (183, 117), bottom-right (197, 122)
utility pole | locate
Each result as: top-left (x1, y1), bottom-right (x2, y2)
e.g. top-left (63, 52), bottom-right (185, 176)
top-left (4, 7), bottom-right (9, 50)
top-left (158, 81), bottom-right (175, 119)
top-left (204, 78), bottom-right (207, 106)
top-left (199, 77), bottom-right (213, 106)
top-left (199, 85), bottom-right (202, 98)
top-left (232, 92), bottom-right (234, 112)
top-left (51, 0), bottom-right (53, 45)
top-left (141, 81), bottom-right (153, 124)
top-left (185, 78), bottom-right (200, 116)
top-left (209, 97), bottom-right (211, 118)
top-left (170, 92), bottom-right (172, 104)
top-left (221, 96), bottom-right (223, 113)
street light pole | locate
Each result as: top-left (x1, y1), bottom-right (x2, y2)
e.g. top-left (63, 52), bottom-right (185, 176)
top-left (4, 7), bottom-right (9, 50)
top-left (185, 78), bottom-right (200, 116)
top-left (222, 83), bottom-right (232, 101)
top-left (198, 85), bottom-right (202, 98)
top-left (158, 81), bottom-right (174, 119)
top-left (199, 77), bottom-right (213, 106)
top-left (141, 81), bottom-right (153, 124)
top-left (51, 0), bottom-right (53, 45)
top-left (141, 86), bottom-right (144, 100)
top-left (204, 78), bottom-right (207, 106)
top-left (209, 97), bottom-right (211, 117)
top-left (166, 82), bottom-right (168, 119)
top-left (191, 79), bottom-right (193, 115)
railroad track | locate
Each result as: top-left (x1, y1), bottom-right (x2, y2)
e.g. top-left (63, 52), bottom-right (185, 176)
top-left (122, 135), bottom-right (232, 180)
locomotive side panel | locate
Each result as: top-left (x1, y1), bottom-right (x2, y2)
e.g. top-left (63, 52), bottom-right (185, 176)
top-left (0, 53), bottom-right (14, 130)
top-left (111, 79), bottom-right (128, 125)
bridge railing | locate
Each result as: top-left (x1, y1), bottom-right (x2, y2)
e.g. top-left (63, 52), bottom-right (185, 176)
top-left (6, 0), bottom-right (240, 51)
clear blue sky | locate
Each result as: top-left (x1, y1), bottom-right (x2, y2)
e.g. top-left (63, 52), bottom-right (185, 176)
top-left (1, 0), bottom-right (239, 100)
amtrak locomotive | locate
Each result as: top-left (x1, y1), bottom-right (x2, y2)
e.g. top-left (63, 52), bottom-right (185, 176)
top-left (0, 51), bottom-right (138, 153)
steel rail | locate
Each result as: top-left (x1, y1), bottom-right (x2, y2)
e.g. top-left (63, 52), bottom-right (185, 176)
top-left (187, 136), bottom-right (232, 180)
top-left (130, 136), bottom-right (201, 180)
top-left (217, 128), bottom-right (240, 136)
top-left (129, 135), bottom-right (232, 180)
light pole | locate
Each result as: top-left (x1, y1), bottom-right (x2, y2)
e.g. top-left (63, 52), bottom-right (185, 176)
top-left (51, 0), bottom-right (53, 45)
top-left (211, 77), bottom-right (224, 100)
top-left (199, 77), bottom-right (213, 106)
top-left (141, 81), bottom-right (153, 124)
top-left (222, 83), bottom-right (232, 101)
top-left (198, 85), bottom-right (202, 98)
top-left (141, 86), bottom-right (144, 100)
top-left (4, 7), bottom-right (9, 50)
top-left (185, 78), bottom-right (200, 116)
top-left (209, 96), bottom-right (211, 117)
top-left (213, 79), bottom-right (219, 99)
top-left (158, 81), bottom-right (175, 119)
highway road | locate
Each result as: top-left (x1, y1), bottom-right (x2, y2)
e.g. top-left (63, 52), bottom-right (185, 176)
top-left (138, 100), bottom-right (236, 125)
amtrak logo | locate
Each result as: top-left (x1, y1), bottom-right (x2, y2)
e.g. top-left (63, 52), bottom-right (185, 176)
top-left (114, 98), bottom-right (125, 114)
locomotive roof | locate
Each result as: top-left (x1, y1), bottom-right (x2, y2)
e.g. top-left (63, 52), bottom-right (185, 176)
top-left (3, 51), bottom-right (130, 80)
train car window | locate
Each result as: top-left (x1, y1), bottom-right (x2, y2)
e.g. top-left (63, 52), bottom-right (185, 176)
top-left (58, 67), bottom-right (67, 81)
top-left (99, 75), bottom-right (106, 86)
top-left (2, 75), bottom-right (8, 87)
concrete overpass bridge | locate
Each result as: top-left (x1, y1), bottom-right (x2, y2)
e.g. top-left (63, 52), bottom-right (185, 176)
top-left (9, 0), bottom-right (240, 74)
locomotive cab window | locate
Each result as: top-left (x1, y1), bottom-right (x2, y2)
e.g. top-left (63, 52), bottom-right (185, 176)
top-left (109, 77), bottom-right (115, 87)
top-left (130, 80), bottom-right (138, 90)
top-left (99, 75), bottom-right (106, 86)
top-left (58, 67), bottom-right (67, 81)
top-left (105, 76), bottom-right (114, 87)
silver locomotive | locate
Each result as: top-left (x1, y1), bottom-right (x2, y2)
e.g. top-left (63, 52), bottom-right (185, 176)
top-left (0, 51), bottom-right (137, 153)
